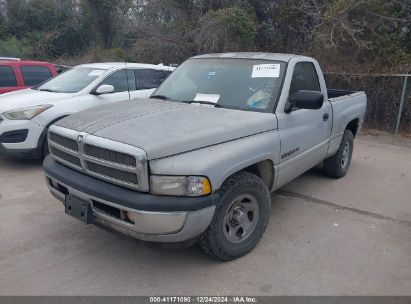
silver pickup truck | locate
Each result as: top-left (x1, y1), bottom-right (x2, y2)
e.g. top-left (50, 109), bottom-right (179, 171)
top-left (43, 53), bottom-right (367, 260)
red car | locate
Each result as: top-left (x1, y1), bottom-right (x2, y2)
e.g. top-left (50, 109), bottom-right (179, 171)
top-left (0, 60), bottom-right (58, 94)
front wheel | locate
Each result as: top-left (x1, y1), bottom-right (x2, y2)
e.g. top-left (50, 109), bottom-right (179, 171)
top-left (199, 172), bottom-right (271, 261)
top-left (41, 132), bottom-right (49, 158)
top-left (323, 129), bottom-right (354, 178)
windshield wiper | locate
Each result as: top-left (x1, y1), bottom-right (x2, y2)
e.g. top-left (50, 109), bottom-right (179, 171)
top-left (151, 96), bottom-right (225, 108)
top-left (39, 88), bottom-right (55, 92)
top-left (150, 94), bottom-right (171, 100)
top-left (184, 100), bottom-right (224, 108)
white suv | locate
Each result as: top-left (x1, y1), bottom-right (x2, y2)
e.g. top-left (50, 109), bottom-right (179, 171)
top-left (0, 62), bottom-right (174, 158)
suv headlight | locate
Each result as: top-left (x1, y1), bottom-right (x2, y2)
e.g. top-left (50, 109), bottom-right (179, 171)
top-left (3, 105), bottom-right (53, 120)
top-left (150, 175), bottom-right (211, 196)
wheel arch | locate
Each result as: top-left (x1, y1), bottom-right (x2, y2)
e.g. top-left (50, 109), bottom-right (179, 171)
top-left (345, 118), bottom-right (359, 137)
top-left (36, 115), bottom-right (69, 150)
top-left (220, 159), bottom-right (276, 192)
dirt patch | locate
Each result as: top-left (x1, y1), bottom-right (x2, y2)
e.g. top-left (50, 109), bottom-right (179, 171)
top-left (359, 129), bottom-right (411, 148)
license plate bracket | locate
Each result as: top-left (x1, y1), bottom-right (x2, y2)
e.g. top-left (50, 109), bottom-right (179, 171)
top-left (65, 195), bottom-right (92, 224)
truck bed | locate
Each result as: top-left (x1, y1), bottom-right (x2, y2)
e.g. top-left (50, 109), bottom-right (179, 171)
top-left (324, 89), bottom-right (367, 157)
top-left (328, 89), bottom-right (356, 99)
top-left (330, 90), bottom-right (366, 134)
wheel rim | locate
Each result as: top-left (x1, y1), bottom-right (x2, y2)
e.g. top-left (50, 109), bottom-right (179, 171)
top-left (341, 141), bottom-right (350, 169)
top-left (223, 193), bottom-right (259, 244)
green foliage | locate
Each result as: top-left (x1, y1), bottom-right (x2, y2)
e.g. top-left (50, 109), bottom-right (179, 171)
top-left (316, 0), bottom-right (410, 72)
top-left (80, 0), bottom-right (131, 48)
top-left (207, 7), bottom-right (257, 50)
top-left (0, 36), bottom-right (28, 58)
top-left (1, 0), bottom-right (88, 58)
top-left (0, 0), bottom-right (408, 72)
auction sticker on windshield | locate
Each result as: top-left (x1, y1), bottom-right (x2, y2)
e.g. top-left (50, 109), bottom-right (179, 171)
top-left (251, 64), bottom-right (280, 78)
top-left (88, 69), bottom-right (104, 76)
top-left (194, 93), bottom-right (220, 104)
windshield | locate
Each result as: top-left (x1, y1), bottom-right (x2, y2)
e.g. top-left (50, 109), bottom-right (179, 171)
top-left (36, 67), bottom-right (105, 93)
top-left (153, 58), bottom-right (286, 112)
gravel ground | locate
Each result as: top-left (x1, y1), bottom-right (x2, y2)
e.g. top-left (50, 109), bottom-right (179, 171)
top-left (0, 135), bottom-right (410, 295)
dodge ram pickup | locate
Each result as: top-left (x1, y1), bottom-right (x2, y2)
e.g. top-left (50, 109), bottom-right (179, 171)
top-left (43, 53), bottom-right (367, 260)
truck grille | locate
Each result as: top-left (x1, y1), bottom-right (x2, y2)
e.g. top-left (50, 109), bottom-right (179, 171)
top-left (49, 132), bottom-right (78, 151)
top-left (50, 146), bottom-right (81, 168)
top-left (85, 161), bottom-right (138, 184)
top-left (84, 144), bottom-right (136, 167)
top-left (48, 127), bottom-right (149, 191)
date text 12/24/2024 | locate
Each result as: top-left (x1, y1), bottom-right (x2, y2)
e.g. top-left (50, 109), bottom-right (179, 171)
top-left (149, 297), bottom-right (257, 303)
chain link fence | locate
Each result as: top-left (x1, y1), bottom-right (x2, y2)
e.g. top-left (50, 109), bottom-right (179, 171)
top-left (325, 73), bottom-right (410, 134)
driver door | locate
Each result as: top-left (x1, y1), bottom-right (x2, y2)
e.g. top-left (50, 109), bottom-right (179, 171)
top-left (276, 62), bottom-right (332, 188)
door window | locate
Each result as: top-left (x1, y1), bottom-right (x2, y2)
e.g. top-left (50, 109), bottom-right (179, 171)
top-left (126, 69), bottom-right (136, 91)
top-left (20, 66), bottom-right (53, 86)
top-left (135, 69), bottom-right (168, 90)
top-left (0, 66), bottom-right (17, 87)
top-left (289, 62), bottom-right (321, 97)
top-left (100, 69), bottom-right (136, 92)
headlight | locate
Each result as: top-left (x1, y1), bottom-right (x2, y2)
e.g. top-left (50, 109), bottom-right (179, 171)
top-left (3, 105), bottom-right (53, 120)
top-left (150, 175), bottom-right (211, 196)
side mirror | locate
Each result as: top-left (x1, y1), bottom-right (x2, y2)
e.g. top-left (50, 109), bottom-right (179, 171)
top-left (284, 90), bottom-right (324, 113)
top-left (93, 84), bottom-right (114, 95)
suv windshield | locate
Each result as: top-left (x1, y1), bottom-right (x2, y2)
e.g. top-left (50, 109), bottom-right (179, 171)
top-left (153, 58), bottom-right (286, 112)
top-left (35, 67), bottom-right (105, 93)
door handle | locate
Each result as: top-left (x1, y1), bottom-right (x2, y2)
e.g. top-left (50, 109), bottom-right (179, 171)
top-left (323, 113), bottom-right (329, 121)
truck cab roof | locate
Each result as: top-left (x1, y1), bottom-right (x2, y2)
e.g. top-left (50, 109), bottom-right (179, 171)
top-left (191, 52), bottom-right (314, 62)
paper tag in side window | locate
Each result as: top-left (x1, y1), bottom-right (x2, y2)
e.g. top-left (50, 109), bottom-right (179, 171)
top-left (251, 64), bottom-right (280, 78)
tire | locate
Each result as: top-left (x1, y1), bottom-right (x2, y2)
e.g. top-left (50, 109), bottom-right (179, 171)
top-left (199, 171), bottom-right (271, 261)
top-left (323, 129), bottom-right (354, 178)
top-left (41, 132), bottom-right (49, 158)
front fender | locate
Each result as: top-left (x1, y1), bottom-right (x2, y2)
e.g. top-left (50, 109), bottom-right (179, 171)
top-left (149, 130), bottom-right (281, 192)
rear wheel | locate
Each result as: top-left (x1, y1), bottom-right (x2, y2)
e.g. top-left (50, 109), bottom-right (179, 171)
top-left (199, 171), bottom-right (271, 261)
top-left (323, 129), bottom-right (354, 178)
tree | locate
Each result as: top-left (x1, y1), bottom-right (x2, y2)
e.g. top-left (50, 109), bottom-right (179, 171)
top-left (194, 6), bottom-right (258, 53)
top-left (0, 0), bottom-right (408, 72)
top-left (80, 0), bottom-right (132, 48)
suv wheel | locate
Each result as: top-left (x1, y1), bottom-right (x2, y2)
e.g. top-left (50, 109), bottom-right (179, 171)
top-left (199, 171), bottom-right (271, 261)
top-left (41, 132), bottom-right (49, 158)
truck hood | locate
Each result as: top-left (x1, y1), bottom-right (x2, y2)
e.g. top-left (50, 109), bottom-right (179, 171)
top-left (0, 89), bottom-right (74, 113)
top-left (56, 98), bottom-right (278, 160)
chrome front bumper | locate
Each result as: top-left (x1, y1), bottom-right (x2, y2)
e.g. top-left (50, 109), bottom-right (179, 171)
top-left (46, 176), bottom-right (215, 243)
